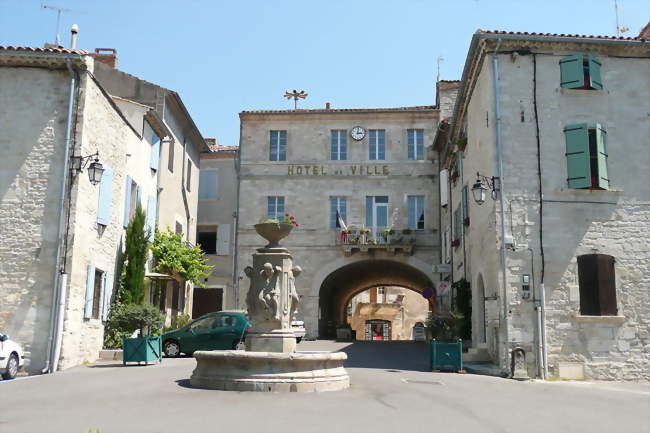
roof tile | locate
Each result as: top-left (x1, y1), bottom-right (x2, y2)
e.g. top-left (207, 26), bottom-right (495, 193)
top-left (478, 29), bottom-right (641, 41)
top-left (0, 46), bottom-right (89, 55)
top-left (241, 105), bottom-right (436, 115)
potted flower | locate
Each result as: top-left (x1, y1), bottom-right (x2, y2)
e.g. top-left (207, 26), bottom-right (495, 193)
top-left (340, 228), bottom-right (352, 244)
top-left (463, 216), bottom-right (470, 226)
top-left (401, 228), bottom-right (413, 235)
top-left (255, 214), bottom-right (299, 248)
top-left (111, 303), bottom-right (164, 365)
top-left (451, 239), bottom-right (460, 248)
top-left (359, 227), bottom-right (370, 244)
top-left (426, 313), bottom-right (464, 372)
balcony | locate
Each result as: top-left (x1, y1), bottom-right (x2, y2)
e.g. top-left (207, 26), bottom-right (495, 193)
top-left (336, 228), bottom-right (415, 256)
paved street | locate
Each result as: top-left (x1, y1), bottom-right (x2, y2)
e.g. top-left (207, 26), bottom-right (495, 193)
top-left (1, 341), bottom-right (649, 433)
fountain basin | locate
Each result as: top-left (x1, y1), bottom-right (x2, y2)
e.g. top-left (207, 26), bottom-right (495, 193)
top-left (190, 350), bottom-right (350, 392)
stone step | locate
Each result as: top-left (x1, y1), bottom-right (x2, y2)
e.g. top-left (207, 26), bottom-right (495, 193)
top-left (99, 349), bottom-right (123, 361)
top-left (463, 347), bottom-right (491, 362)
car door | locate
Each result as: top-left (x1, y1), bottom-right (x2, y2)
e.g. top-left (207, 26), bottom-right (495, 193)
top-left (183, 316), bottom-right (219, 353)
top-left (207, 315), bottom-right (240, 350)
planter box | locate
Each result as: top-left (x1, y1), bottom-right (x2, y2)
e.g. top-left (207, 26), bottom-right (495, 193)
top-left (336, 328), bottom-right (352, 341)
top-left (430, 339), bottom-right (463, 372)
top-left (123, 336), bottom-right (162, 365)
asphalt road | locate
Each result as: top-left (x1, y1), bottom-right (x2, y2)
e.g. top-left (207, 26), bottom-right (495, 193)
top-left (1, 340), bottom-right (649, 433)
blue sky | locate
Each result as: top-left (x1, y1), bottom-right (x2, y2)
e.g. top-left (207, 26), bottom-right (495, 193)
top-left (1, 0), bottom-right (648, 146)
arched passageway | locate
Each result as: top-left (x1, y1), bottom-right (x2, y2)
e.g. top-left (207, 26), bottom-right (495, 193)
top-left (318, 260), bottom-right (435, 338)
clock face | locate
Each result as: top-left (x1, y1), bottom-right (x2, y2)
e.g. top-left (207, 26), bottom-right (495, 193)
top-left (350, 126), bottom-right (366, 141)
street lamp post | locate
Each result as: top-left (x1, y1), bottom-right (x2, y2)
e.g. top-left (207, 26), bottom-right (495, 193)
top-left (71, 151), bottom-right (104, 185)
top-left (471, 172), bottom-right (500, 205)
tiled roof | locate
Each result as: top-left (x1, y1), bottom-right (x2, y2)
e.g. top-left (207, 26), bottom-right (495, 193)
top-left (478, 29), bottom-right (642, 41)
top-left (241, 105), bottom-right (436, 114)
top-left (639, 22), bottom-right (650, 38)
top-left (212, 145), bottom-right (238, 152)
top-left (0, 46), bottom-right (89, 55)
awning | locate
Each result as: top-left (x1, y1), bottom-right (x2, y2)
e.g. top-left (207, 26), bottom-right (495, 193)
top-left (145, 272), bottom-right (174, 280)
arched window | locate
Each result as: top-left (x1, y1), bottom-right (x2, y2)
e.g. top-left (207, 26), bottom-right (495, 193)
top-left (577, 254), bottom-right (617, 316)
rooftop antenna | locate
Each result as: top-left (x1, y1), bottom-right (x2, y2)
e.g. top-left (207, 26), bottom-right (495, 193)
top-left (42, 4), bottom-right (84, 46)
top-left (436, 56), bottom-right (444, 82)
top-left (284, 90), bottom-right (308, 109)
top-left (614, 0), bottom-right (629, 36)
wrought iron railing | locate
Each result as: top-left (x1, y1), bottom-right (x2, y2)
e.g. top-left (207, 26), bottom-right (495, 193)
top-left (336, 228), bottom-right (416, 246)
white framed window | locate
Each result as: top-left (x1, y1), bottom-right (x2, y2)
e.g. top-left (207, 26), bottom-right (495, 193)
top-left (408, 196), bottom-right (425, 230)
top-left (365, 196), bottom-right (389, 228)
top-left (331, 130), bottom-right (347, 161)
top-left (270, 131), bottom-right (287, 161)
top-left (267, 196), bottom-right (285, 220)
top-left (408, 129), bottom-right (425, 160)
top-left (369, 129), bottom-right (385, 160)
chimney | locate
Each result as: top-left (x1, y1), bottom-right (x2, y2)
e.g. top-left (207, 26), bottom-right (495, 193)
top-left (325, 102), bottom-right (331, 110)
top-left (70, 24), bottom-right (79, 49)
top-left (91, 48), bottom-right (118, 68)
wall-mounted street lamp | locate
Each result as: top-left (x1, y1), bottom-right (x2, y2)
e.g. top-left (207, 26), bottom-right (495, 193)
top-left (71, 151), bottom-right (104, 185)
top-left (471, 172), bottom-right (500, 205)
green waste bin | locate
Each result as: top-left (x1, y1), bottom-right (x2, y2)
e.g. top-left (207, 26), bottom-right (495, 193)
top-left (430, 339), bottom-right (463, 372)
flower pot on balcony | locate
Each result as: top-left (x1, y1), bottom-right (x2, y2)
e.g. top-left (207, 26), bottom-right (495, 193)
top-left (254, 223), bottom-right (293, 248)
top-left (122, 336), bottom-right (162, 365)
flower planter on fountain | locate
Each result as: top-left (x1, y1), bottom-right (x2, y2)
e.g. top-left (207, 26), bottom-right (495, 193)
top-left (254, 222), bottom-right (293, 248)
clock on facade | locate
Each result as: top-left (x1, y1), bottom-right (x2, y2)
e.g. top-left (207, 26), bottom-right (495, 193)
top-left (350, 126), bottom-right (366, 141)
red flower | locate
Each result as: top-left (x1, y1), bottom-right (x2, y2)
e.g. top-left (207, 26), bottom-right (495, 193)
top-left (285, 213), bottom-right (289, 217)
top-left (290, 216), bottom-right (295, 220)
top-left (295, 224), bottom-right (300, 227)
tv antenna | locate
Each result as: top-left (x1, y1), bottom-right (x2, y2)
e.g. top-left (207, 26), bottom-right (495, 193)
top-left (42, 4), bottom-right (84, 46)
top-left (614, 0), bottom-right (629, 36)
top-left (284, 90), bottom-right (308, 109)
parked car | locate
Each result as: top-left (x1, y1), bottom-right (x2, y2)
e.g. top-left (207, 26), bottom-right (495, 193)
top-left (161, 312), bottom-right (252, 357)
top-left (0, 333), bottom-right (24, 380)
top-left (291, 320), bottom-right (306, 343)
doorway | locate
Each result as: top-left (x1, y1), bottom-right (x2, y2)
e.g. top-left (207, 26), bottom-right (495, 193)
top-left (192, 287), bottom-right (223, 319)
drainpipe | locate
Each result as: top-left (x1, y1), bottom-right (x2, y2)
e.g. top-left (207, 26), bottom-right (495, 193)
top-left (528, 247), bottom-right (544, 379)
top-left (492, 39), bottom-right (510, 372)
top-left (43, 57), bottom-right (77, 373)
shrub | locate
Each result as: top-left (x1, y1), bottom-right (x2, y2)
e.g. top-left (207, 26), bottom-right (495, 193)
top-left (105, 303), bottom-right (164, 342)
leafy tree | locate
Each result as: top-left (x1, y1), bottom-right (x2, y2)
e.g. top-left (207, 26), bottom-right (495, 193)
top-left (453, 278), bottom-right (472, 341)
top-left (120, 204), bottom-right (150, 305)
top-left (151, 228), bottom-right (212, 287)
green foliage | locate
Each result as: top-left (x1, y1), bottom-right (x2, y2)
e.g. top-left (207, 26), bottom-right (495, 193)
top-left (151, 228), bottom-right (211, 287)
top-left (105, 302), bottom-right (164, 341)
top-left (426, 313), bottom-right (463, 342)
top-left (163, 313), bottom-right (192, 333)
top-left (453, 278), bottom-right (472, 340)
top-left (121, 204), bottom-right (149, 305)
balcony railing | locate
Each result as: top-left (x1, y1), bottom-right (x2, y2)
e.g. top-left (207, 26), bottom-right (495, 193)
top-left (336, 228), bottom-right (416, 256)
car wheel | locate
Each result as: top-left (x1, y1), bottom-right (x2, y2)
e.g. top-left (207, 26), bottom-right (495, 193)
top-left (2, 354), bottom-right (18, 380)
top-left (163, 340), bottom-right (181, 358)
top-left (296, 337), bottom-right (302, 344)
top-left (232, 340), bottom-right (246, 351)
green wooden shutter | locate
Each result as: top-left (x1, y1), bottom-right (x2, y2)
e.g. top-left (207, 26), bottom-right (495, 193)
top-left (453, 206), bottom-right (461, 240)
top-left (84, 264), bottom-right (95, 319)
top-left (596, 124), bottom-right (609, 189)
top-left (588, 55), bottom-right (603, 90)
top-left (97, 167), bottom-right (113, 225)
top-left (564, 123), bottom-right (591, 189)
top-left (123, 175), bottom-right (132, 227)
top-left (150, 136), bottom-right (160, 171)
top-left (560, 54), bottom-right (584, 89)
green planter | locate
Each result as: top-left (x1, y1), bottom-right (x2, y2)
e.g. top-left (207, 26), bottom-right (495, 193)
top-left (430, 339), bottom-right (463, 372)
top-left (123, 336), bottom-right (162, 365)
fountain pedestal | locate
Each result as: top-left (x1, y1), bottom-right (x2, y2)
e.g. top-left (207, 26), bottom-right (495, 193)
top-left (189, 223), bottom-right (349, 392)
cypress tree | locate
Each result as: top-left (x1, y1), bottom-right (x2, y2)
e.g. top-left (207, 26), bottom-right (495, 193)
top-left (121, 203), bottom-right (149, 305)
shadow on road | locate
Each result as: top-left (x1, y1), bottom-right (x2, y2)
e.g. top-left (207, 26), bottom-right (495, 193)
top-left (339, 341), bottom-right (429, 372)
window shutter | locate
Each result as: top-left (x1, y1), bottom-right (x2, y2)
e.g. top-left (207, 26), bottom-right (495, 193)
top-left (97, 167), bottom-right (113, 226)
top-left (597, 254), bottom-right (617, 315)
top-left (123, 176), bottom-right (132, 227)
top-left (461, 185), bottom-right (469, 223)
top-left (564, 123), bottom-right (591, 189)
top-left (440, 169), bottom-right (449, 207)
top-left (365, 197), bottom-right (373, 227)
top-left (102, 272), bottom-right (114, 321)
top-left (147, 194), bottom-right (157, 241)
top-left (560, 54), bottom-right (584, 89)
top-left (136, 185), bottom-right (142, 208)
top-left (595, 124), bottom-right (609, 190)
top-left (453, 207), bottom-right (461, 240)
top-left (587, 55), bottom-right (603, 90)
top-left (150, 136), bottom-right (160, 171)
top-left (578, 255), bottom-right (599, 315)
top-left (408, 196), bottom-right (416, 229)
top-left (217, 224), bottom-right (231, 255)
top-left (279, 131), bottom-right (287, 161)
top-left (84, 264), bottom-right (96, 319)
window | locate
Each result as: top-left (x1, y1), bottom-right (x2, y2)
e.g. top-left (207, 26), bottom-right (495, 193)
top-left (199, 169), bottom-right (219, 199)
top-left (564, 123), bottom-right (609, 189)
top-left (408, 129), bottom-right (425, 160)
top-left (453, 206), bottom-right (462, 242)
top-left (408, 196), bottom-right (425, 230)
top-left (168, 139), bottom-right (174, 172)
top-left (175, 221), bottom-right (183, 234)
top-left (369, 129), bottom-right (385, 160)
top-left (560, 54), bottom-right (602, 90)
top-left (270, 130), bottom-right (287, 161)
top-left (578, 254), bottom-right (617, 316)
top-left (461, 185), bottom-right (469, 226)
top-left (123, 177), bottom-right (140, 227)
top-left (190, 315), bottom-right (219, 331)
top-left (330, 197), bottom-right (347, 229)
top-left (84, 264), bottom-right (105, 320)
top-left (216, 224), bottom-right (231, 255)
top-left (331, 130), bottom-right (347, 161)
top-left (439, 169), bottom-right (449, 207)
top-left (150, 135), bottom-right (160, 171)
top-left (91, 269), bottom-right (103, 319)
top-left (186, 159), bottom-right (192, 191)
top-left (366, 196), bottom-right (389, 228)
top-left (197, 230), bottom-right (217, 254)
top-left (267, 196), bottom-right (285, 220)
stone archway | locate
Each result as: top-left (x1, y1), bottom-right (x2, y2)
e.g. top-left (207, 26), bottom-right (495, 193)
top-left (317, 259), bottom-right (435, 338)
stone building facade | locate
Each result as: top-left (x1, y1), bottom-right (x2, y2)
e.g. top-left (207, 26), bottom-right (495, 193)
top-left (237, 106), bottom-right (441, 339)
top-left (435, 31), bottom-right (650, 379)
top-left (0, 45), bottom-right (206, 371)
top-left (196, 141), bottom-right (238, 317)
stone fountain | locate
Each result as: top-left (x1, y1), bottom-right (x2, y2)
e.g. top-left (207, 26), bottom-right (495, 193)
top-left (189, 222), bottom-right (350, 392)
